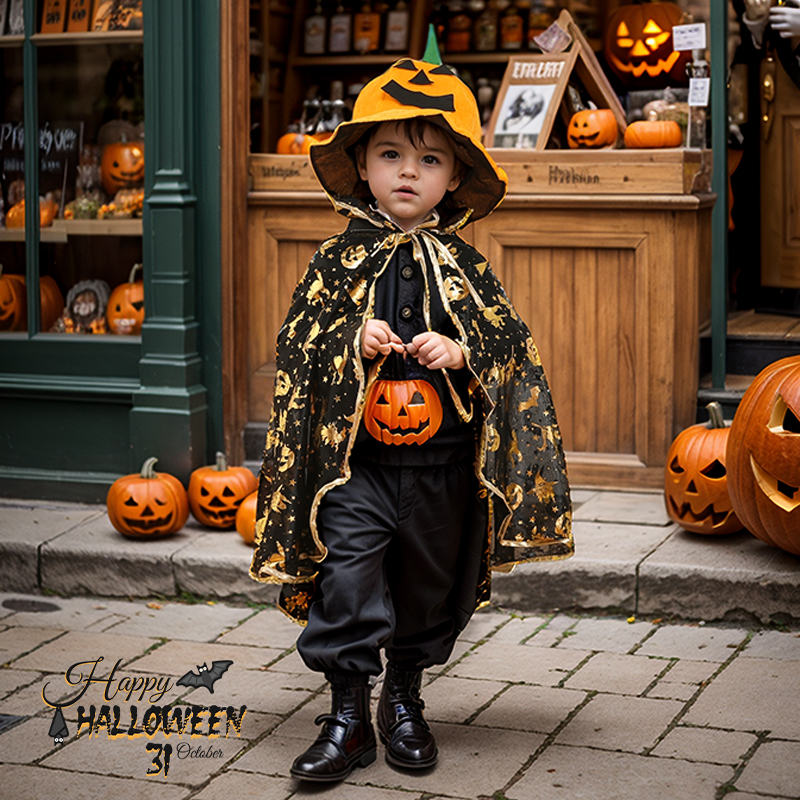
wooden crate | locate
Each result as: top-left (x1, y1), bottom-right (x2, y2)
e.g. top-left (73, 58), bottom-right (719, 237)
top-left (250, 149), bottom-right (712, 196)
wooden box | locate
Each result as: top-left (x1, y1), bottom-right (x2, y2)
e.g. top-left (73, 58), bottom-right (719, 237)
top-left (249, 149), bottom-right (712, 197)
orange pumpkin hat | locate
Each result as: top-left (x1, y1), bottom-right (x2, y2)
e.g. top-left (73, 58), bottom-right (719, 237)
top-left (310, 39), bottom-right (507, 224)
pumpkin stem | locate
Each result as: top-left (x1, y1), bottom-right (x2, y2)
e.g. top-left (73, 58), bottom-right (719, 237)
top-left (128, 262), bottom-right (143, 284)
top-left (706, 401), bottom-right (726, 429)
top-left (214, 451), bottom-right (228, 471)
top-left (140, 457), bottom-right (159, 478)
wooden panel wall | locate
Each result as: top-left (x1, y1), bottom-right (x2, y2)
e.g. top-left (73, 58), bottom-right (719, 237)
top-left (241, 193), bottom-right (712, 489)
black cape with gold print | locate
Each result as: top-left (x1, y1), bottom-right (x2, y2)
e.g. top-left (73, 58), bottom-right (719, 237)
top-left (249, 199), bottom-right (573, 624)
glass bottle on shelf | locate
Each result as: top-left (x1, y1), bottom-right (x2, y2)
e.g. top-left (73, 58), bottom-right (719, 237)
top-left (384, 0), bottom-right (410, 53)
top-left (473, 0), bottom-right (499, 51)
top-left (446, 0), bottom-right (473, 53)
top-left (527, 0), bottom-right (555, 47)
top-left (499, 0), bottom-right (524, 50)
top-left (329, 1), bottom-right (353, 54)
top-left (353, 1), bottom-right (381, 54)
top-left (304, 1), bottom-right (328, 55)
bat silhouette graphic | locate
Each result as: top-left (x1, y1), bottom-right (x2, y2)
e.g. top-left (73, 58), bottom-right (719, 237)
top-left (176, 660), bottom-right (233, 694)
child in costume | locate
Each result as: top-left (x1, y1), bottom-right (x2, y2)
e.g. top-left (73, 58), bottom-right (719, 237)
top-left (250, 51), bottom-right (573, 783)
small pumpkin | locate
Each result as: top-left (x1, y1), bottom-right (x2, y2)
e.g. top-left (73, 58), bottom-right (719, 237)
top-left (567, 109), bottom-right (618, 149)
top-left (107, 263), bottom-right (144, 335)
top-left (603, 1), bottom-right (690, 89)
top-left (5, 197), bottom-right (58, 228)
top-left (664, 402), bottom-right (743, 535)
top-left (39, 275), bottom-right (65, 332)
top-left (100, 141), bottom-right (144, 195)
top-left (276, 132), bottom-right (314, 155)
top-left (188, 451), bottom-right (258, 529)
top-left (727, 356), bottom-right (800, 555)
top-left (624, 119), bottom-right (683, 148)
top-left (0, 265), bottom-right (27, 331)
top-left (106, 457), bottom-right (189, 538)
top-left (235, 491), bottom-right (259, 545)
top-left (364, 352), bottom-right (443, 445)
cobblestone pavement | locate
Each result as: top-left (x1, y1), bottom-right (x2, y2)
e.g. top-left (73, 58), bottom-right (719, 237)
top-left (0, 592), bottom-right (798, 800)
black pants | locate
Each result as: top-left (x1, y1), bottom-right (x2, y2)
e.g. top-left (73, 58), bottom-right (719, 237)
top-left (297, 457), bottom-right (486, 676)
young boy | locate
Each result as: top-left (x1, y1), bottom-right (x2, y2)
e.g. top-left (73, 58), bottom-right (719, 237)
top-left (250, 55), bottom-right (573, 783)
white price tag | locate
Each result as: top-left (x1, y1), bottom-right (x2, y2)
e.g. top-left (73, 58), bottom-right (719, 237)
top-left (672, 23), bottom-right (706, 51)
top-left (688, 77), bottom-right (710, 107)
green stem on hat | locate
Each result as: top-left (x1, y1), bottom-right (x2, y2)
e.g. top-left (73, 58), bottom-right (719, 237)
top-left (422, 24), bottom-right (442, 65)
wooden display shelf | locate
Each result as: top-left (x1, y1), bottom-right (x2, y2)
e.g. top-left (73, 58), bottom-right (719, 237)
top-left (0, 219), bottom-right (143, 241)
top-left (31, 31), bottom-right (143, 46)
top-left (0, 35), bottom-right (25, 48)
top-left (249, 149), bottom-right (712, 196)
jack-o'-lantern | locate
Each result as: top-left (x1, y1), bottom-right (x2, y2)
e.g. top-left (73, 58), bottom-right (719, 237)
top-left (107, 263), bottom-right (144, 334)
top-left (0, 265), bottom-right (27, 331)
top-left (107, 457), bottom-right (189, 538)
top-left (727, 356), bottom-right (800, 555)
top-left (624, 119), bottom-right (683, 148)
top-left (364, 353), bottom-right (443, 445)
top-left (664, 402), bottom-right (743, 535)
top-left (567, 109), bottom-right (618, 149)
top-left (603, 1), bottom-right (690, 89)
top-left (100, 141), bottom-right (144, 195)
top-left (188, 452), bottom-right (258, 529)
top-left (235, 491), bottom-right (259, 545)
top-left (309, 53), bottom-right (508, 225)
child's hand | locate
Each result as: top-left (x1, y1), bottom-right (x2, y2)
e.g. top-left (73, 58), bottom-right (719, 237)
top-left (406, 332), bottom-right (465, 370)
top-left (770, 3), bottom-right (800, 36)
top-left (362, 319), bottom-right (404, 359)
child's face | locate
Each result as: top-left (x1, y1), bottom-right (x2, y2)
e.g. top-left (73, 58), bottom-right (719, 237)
top-left (356, 121), bottom-right (461, 232)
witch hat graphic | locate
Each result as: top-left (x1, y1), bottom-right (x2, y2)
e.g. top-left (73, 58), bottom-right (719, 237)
top-left (49, 707), bottom-right (68, 745)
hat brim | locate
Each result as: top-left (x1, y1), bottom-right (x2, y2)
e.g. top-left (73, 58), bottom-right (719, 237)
top-left (310, 110), bottom-right (508, 225)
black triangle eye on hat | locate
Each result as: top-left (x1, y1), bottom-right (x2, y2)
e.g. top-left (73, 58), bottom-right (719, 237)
top-left (309, 39), bottom-right (508, 226)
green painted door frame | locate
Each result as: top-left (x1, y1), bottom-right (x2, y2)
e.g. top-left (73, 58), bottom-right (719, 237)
top-left (0, 0), bottom-right (223, 501)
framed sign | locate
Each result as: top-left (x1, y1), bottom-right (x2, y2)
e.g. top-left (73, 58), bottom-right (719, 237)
top-left (487, 52), bottom-right (575, 150)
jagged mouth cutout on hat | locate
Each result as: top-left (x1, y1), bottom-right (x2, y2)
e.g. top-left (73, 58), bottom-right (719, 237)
top-left (381, 59), bottom-right (456, 113)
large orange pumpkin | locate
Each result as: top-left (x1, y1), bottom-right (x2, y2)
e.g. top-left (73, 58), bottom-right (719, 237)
top-left (624, 119), bottom-right (683, 148)
top-left (726, 356), bottom-right (800, 555)
top-left (603, 1), bottom-right (690, 89)
top-left (107, 262), bottom-right (144, 335)
top-left (567, 109), bottom-right (618, 149)
top-left (0, 266), bottom-right (27, 331)
top-left (100, 141), bottom-right (144, 195)
top-left (188, 452), bottom-right (258, 529)
top-left (664, 402), bottom-right (743, 535)
top-left (235, 490), bottom-right (259, 545)
top-left (106, 457), bottom-right (189, 538)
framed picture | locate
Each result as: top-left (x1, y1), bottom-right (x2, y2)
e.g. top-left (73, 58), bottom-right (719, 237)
top-left (41, 0), bottom-right (67, 34)
top-left (487, 52), bottom-right (575, 150)
top-left (67, 0), bottom-right (94, 33)
top-left (0, 0), bottom-right (9, 36)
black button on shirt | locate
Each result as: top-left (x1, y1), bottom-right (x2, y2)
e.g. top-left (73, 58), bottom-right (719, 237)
top-left (400, 305), bottom-right (413, 320)
top-left (401, 265), bottom-right (414, 280)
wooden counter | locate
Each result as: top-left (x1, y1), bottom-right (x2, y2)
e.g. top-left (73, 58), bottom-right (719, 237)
top-left (238, 151), bottom-right (714, 490)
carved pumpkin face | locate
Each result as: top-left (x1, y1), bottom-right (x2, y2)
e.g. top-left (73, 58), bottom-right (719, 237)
top-left (603, 2), bottom-right (690, 89)
top-left (727, 356), bottom-right (800, 555)
top-left (107, 264), bottom-right (144, 335)
top-left (188, 452), bottom-right (258, 529)
top-left (309, 57), bottom-right (508, 225)
top-left (664, 404), bottom-right (742, 535)
top-left (106, 457), bottom-right (189, 538)
top-left (101, 141), bottom-right (144, 195)
top-left (567, 109), bottom-right (618, 149)
top-left (0, 268), bottom-right (27, 331)
top-left (365, 377), bottom-right (443, 445)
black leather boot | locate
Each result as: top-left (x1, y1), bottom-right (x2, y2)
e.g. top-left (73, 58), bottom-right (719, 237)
top-left (377, 662), bottom-right (438, 769)
top-left (290, 674), bottom-right (377, 782)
